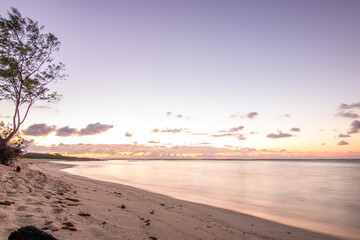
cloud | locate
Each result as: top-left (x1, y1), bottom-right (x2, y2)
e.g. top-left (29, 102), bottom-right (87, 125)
top-left (0, 115), bottom-right (11, 118)
top-left (279, 114), bottom-right (291, 118)
top-left (336, 111), bottom-right (359, 119)
top-left (229, 112), bottom-right (239, 118)
top-left (24, 122), bottom-right (114, 137)
top-left (152, 128), bottom-right (182, 134)
top-left (211, 133), bottom-right (246, 140)
top-left (230, 112), bottom-right (258, 119)
top-left (125, 132), bottom-right (133, 137)
top-left (290, 127), bottom-right (301, 132)
top-left (267, 132), bottom-right (293, 139)
top-left (336, 102), bottom-right (360, 119)
top-left (229, 126), bottom-right (244, 132)
top-left (247, 112), bottom-right (258, 119)
top-left (237, 135), bottom-right (246, 140)
top-left (338, 133), bottom-right (351, 138)
top-left (166, 111), bottom-right (190, 119)
top-left (212, 133), bottom-right (235, 137)
top-left (338, 140), bottom-right (349, 145)
top-left (148, 140), bottom-right (160, 144)
top-left (28, 142), bottom-right (294, 159)
top-left (348, 120), bottom-right (360, 134)
top-left (56, 126), bottom-right (79, 137)
top-left (218, 126), bottom-right (245, 133)
top-left (79, 123), bottom-right (113, 136)
top-left (23, 124), bottom-right (56, 136)
top-left (339, 102), bottom-right (360, 110)
top-left (33, 105), bottom-right (52, 109)
top-left (28, 140), bottom-right (360, 160)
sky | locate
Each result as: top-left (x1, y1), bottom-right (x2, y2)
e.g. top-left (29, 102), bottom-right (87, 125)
top-left (1, 0), bottom-right (360, 159)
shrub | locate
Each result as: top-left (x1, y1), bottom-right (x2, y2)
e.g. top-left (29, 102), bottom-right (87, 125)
top-left (0, 121), bottom-right (29, 165)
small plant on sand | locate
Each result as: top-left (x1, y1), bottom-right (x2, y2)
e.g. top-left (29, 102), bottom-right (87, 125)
top-left (0, 8), bottom-right (66, 165)
top-left (0, 121), bottom-right (29, 165)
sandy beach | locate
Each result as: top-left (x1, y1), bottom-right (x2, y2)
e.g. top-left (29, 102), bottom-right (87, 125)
top-left (0, 159), bottom-right (344, 240)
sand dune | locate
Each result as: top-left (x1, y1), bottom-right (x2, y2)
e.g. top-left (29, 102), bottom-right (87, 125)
top-left (0, 159), bottom-right (343, 240)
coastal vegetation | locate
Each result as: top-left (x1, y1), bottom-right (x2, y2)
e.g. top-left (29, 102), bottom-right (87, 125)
top-left (22, 152), bottom-right (100, 161)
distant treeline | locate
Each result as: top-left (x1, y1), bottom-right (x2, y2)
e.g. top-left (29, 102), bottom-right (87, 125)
top-left (22, 152), bottom-right (100, 161)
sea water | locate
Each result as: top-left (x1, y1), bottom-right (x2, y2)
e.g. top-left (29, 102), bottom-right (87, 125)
top-left (61, 159), bottom-right (360, 240)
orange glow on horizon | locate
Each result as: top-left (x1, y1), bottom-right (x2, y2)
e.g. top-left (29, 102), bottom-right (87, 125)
top-left (61, 148), bottom-right (360, 160)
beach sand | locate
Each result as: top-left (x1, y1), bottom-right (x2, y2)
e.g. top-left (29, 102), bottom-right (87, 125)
top-left (0, 159), bottom-right (343, 240)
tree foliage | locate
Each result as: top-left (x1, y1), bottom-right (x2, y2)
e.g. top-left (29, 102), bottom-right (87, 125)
top-left (0, 8), bottom-right (66, 164)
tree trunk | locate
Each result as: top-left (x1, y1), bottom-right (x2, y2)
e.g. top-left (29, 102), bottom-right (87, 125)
top-left (5, 130), bottom-right (16, 143)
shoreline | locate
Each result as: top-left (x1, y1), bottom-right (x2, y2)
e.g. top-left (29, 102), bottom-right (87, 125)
top-left (1, 159), bottom-right (345, 240)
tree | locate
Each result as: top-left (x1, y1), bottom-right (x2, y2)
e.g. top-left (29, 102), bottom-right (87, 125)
top-left (0, 8), bottom-right (66, 164)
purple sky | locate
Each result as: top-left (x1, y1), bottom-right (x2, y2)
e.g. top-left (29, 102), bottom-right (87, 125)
top-left (1, 0), bottom-right (360, 158)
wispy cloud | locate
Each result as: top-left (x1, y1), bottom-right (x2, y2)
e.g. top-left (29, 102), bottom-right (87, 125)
top-left (338, 140), bottom-right (349, 145)
top-left (152, 128), bottom-right (182, 134)
top-left (196, 142), bottom-right (211, 145)
top-left (212, 133), bottom-right (235, 137)
top-left (190, 132), bottom-right (209, 136)
top-left (148, 140), bottom-right (160, 144)
top-left (230, 112), bottom-right (259, 119)
top-left (22, 124), bottom-right (57, 136)
top-left (336, 111), bottom-right (359, 119)
top-left (28, 142), bottom-right (303, 159)
top-left (336, 102), bottom-right (360, 119)
top-left (290, 127), bottom-right (301, 132)
top-left (229, 113), bottom-right (239, 118)
top-left (125, 132), bottom-right (133, 137)
top-left (339, 102), bottom-right (360, 110)
top-left (218, 126), bottom-right (245, 133)
top-left (338, 133), bottom-right (351, 138)
top-left (166, 111), bottom-right (190, 119)
top-left (33, 105), bottom-right (53, 109)
top-left (279, 114), bottom-right (291, 118)
top-left (211, 133), bottom-right (246, 140)
top-left (0, 115), bottom-right (11, 118)
top-left (267, 131), bottom-right (293, 139)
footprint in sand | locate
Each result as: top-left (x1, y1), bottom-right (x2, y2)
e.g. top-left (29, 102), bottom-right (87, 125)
top-left (26, 199), bottom-right (45, 206)
top-left (16, 205), bottom-right (28, 211)
top-left (0, 211), bottom-right (8, 219)
top-left (6, 190), bottom-right (18, 195)
top-left (33, 207), bottom-right (44, 213)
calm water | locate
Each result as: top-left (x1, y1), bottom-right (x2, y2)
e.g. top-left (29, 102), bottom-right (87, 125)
top-left (61, 160), bottom-right (360, 240)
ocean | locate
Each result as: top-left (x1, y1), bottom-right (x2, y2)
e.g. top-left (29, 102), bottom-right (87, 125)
top-left (61, 159), bottom-right (360, 240)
